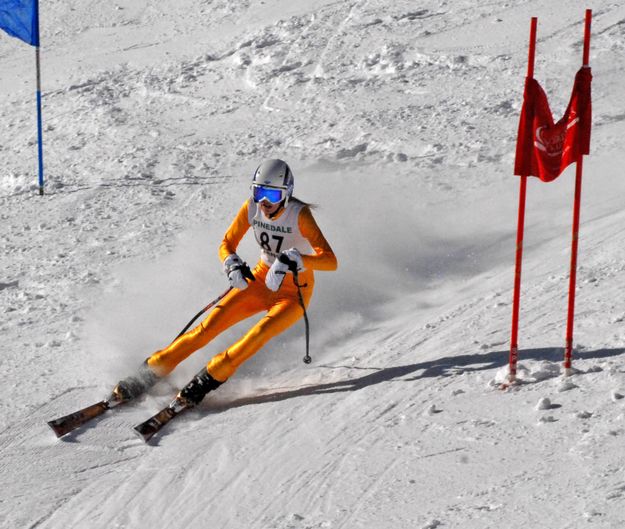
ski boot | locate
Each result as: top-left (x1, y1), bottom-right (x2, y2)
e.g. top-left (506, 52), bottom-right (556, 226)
top-left (177, 367), bottom-right (223, 407)
top-left (112, 360), bottom-right (160, 402)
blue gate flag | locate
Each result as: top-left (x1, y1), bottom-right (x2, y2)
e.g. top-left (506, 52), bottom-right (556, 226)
top-left (0, 0), bottom-right (39, 46)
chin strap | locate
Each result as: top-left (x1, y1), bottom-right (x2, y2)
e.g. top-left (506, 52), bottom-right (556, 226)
top-left (267, 199), bottom-right (286, 219)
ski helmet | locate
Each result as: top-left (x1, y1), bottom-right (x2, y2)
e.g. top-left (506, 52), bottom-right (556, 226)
top-left (251, 159), bottom-right (294, 205)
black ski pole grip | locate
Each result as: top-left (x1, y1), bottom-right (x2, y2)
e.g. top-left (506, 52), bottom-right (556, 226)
top-left (241, 263), bottom-right (255, 282)
top-left (279, 253), bottom-right (299, 273)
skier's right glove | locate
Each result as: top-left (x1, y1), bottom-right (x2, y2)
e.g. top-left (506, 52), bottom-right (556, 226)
top-left (223, 253), bottom-right (254, 290)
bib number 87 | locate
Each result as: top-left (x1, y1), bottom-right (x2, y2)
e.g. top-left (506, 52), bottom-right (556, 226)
top-left (260, 232), bottom-right (284, 253)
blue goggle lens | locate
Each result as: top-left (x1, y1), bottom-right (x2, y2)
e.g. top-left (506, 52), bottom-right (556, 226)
top-left (253, 185), bottom-right (284, 204)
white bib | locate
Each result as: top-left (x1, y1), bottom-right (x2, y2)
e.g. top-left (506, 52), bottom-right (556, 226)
top-left (248, 198), bottom-right (312, 266)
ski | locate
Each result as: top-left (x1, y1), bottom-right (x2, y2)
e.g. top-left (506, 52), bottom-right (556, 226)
top-left (134, 397), bottom-right (191, 443)
top-left (47, 393), bottom-right (125, 438)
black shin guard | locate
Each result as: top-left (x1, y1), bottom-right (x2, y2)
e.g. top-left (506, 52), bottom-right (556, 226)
top-left (178, 368), bottom-right (223, 407)
top-left (113, 360), bottom-right (160, 401)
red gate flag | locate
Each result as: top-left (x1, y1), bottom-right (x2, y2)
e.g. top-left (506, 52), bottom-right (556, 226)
top-left (514, 66), bottom-right (592, 182)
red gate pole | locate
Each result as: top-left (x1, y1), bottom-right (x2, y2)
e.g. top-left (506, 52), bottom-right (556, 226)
top-left (509, 176), bottom-right (527, 384)
top-left (563, 9), bottom-right (592, 376)
top-left (508, 17), bottom-right (538, 385)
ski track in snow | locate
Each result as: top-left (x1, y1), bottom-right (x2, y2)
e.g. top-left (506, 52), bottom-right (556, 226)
top-left (2, 1), bottom-right (625, 528)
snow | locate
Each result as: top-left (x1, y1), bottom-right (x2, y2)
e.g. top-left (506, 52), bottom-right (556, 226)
top-left (2, 0), bottom-right (625, 528)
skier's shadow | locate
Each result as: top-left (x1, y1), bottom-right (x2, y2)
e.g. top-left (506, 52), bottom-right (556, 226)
top-left (206, 346), bottom-right (625, 413)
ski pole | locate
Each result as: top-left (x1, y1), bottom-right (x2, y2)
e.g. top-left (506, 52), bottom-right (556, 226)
top-left (174, 287), bottom-right (232, 341)
top-left (174, 265), bottom-right (255, 341)
top-left (292, 270), bottom-right (311, 364)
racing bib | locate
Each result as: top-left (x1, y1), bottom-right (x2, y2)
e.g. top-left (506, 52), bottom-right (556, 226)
top-left (248, 198), bottom-right (312, 266)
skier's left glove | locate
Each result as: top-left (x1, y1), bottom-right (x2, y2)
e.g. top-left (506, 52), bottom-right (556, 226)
top-left (281, 248), bottom-right (304, 272)
top-left (265, 248), bottom-right (303, 292)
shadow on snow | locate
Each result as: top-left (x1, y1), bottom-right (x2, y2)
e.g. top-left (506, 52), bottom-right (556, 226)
top-left (206, 346), bottom-right (625, 413)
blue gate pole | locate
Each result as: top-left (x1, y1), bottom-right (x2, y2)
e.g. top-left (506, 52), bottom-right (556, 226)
top-left (36, 44), bottom-right (44, 196)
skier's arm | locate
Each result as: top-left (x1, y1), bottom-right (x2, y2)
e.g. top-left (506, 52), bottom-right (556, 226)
top-left (298, 207), bottom-right (338, 271)
top-left (219, 200), bottom-right (251, 262)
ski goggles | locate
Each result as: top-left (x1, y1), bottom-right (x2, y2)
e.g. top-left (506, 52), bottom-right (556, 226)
top-left (252, 184), bottom-right (285, 204)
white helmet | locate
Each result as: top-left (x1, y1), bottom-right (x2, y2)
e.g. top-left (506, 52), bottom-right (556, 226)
top-left (251, 159), bottom-right (294, 205)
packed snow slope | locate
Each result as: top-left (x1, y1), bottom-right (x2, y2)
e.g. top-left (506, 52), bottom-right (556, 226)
top-left (2, 1), bottom-right (625, 528)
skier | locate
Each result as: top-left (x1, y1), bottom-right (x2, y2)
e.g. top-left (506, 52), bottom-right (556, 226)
top-left (113, 159), bottom-right (337, 407)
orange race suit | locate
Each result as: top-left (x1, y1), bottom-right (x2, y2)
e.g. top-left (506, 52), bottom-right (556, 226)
top-left (146, 198), bottom-right (337, 382)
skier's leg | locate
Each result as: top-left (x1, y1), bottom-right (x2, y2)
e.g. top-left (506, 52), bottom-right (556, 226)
top-left (114, 283), bottom-right (266, 399)
top-left (205, 287), bottom-right (313, 383)
top-left (147, 282), bottom-right (267, 376)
